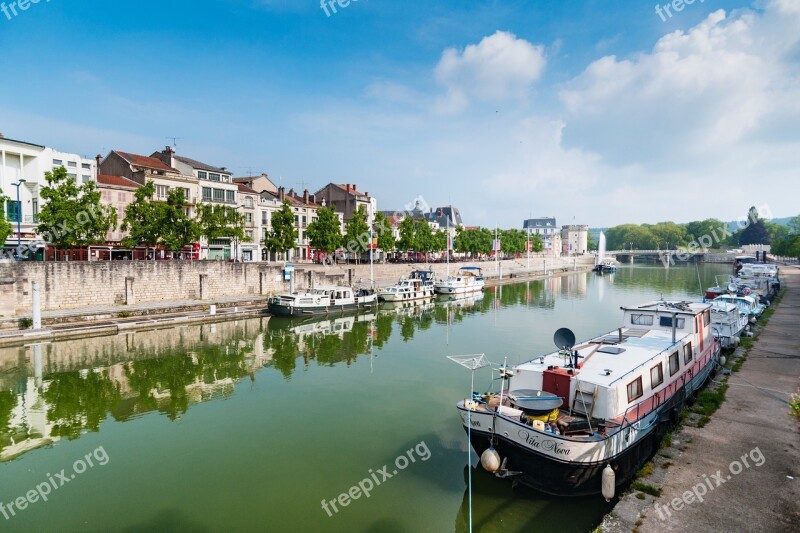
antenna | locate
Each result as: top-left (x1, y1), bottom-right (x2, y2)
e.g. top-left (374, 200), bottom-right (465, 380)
top-left (165, 137), bottom-right (183, 148)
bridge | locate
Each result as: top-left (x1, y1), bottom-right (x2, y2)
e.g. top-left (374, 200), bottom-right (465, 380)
top-left (606, 250), bottom-right (729, 264)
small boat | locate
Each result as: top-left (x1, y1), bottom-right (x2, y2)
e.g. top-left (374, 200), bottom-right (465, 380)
top-left (378, 270), bottom-right (436, 302)
top-left (709, 300), bottom-right (748, 350)
top-left (713, 294), bottom-right (764, 321)
top-left (268, 285), bottom-right (377, 317)
top-left (434, 266), bottom-right (484, 295)
top-left (454, 300), bottom-right (720, 497)
top-left (592, 232), bottom-right (617, 273)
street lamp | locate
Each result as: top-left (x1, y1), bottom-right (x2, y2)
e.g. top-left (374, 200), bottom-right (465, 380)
top-left (11, 180), bottom-right (26, 261)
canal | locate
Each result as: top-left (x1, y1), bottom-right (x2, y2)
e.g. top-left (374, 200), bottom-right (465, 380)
top-left (0, 263), bottom-right (734, 532)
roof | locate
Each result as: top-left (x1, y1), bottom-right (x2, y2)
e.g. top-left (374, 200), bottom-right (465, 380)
top-left (424, 206), bottom-right (463, 227)
top-left (620, 301), bottom-right (711, 316)
top-left (523, 217), bottom-right (557, 229)
top-left (114, 151), bottom-right (176, 172)
top-left (174, 155), bottom-right (229, 174)
top-left (97, 174), bottom-right (141, 189)
top-left (237, 183), bottom-right (258, 194)
top-left (317, 183), bottom-right (370, 200)
top-left (0, 136), bottom-right (45, 149)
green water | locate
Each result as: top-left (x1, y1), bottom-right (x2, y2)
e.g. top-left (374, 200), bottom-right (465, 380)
top-left (0, 263), bottom-right (733, 532)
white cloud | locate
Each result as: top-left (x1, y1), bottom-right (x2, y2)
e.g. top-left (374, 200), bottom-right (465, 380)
top-left (433, 31), bottom-right (546, 114)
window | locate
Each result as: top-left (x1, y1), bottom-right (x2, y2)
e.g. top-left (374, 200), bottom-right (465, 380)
top-left (32, 198), bottom-right (38, 218)
top-left (182, 188), bottom-right (191, 202)
top-left (213, 189), bottom-right (225, 202)
top-left (226, 190), bottom-right (235, 203)
top-left (627, 377), bottom-right (643, 403)
top-left (262, 228), bottom-right (268, 239)
top-left (684, 342), bottom-right (693, 364)
top-left (68, 161), bottom-right (77, 168)
top-left (209, 173), bottom-right (221, 182)
top-left (6, 200), bottom-right (21, 222)
top-left (245, 197), bottom-right (253, 208)
top-left (669, 351), bottom-right (680, 376)
top-left (650, 363), bottom-right (664, 388)
top-left (659, 316), bottom-right (685, 329)
top-left (198, 171), bottom-right (208, 181)
top-left (117, 192), bottom-right (126, 202)
top-left (82, 175), bottom-right (92, 183)
top-left (703, 310), bottom-right (711, 326)
top-left (82, 163), bottom-right (91, 170)
top-left (262, 211), bottom-right (270, 225)
top-left (202, 187), bottom-right (212, 201)
top-left (52, 159), bottom-right (63, 166)
top-left (245, 212), bottom-right (253, 223)
top-left (156, 185), bottom-right (169, 199)
top-left (68, 173), bottom-right (78, 180)
top-left (302, 215), bottom-right (307, 228)
top-left (245, 230), bottom-right (253, 240)
top-left (631, 314), bottom-right (654, 326)
top-left (294, 215), bottom-right (299, 226)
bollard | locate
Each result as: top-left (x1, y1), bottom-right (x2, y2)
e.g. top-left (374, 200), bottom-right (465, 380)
top-left (210, 304), bottom-right (216, 316)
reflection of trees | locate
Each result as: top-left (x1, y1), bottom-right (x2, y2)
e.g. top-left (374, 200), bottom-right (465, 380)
top-left (43, 370), bottom-right (121, 438)
top-left (0, 390), bottom-right (16, 448)
top-left (265, 331), bottom-right (300, 379)
top-left (373, 313), bottom-right (393, 348)
top-left (400, 316), bottom-right (416, 341)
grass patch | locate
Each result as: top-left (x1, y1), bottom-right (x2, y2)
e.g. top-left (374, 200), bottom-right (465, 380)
top-left (118, 311), bottom-right (131, 318)
top-left (790, 391), bottom-right (800, 418)
top-left (660, 461), bottom-right (673, 469)
top-left (691, 384), bottom-right (729, 417)
top-left (18, 317), bottom-right (33, 329)
top-left (635, 492), bottom-right (646, 500)
top-left (637, 462), bottom-right (654, 478)
top-left (661, 433), bottom-right (672, 448)
top-left (697, 415), bottom-right (711, 428)
top-left (631, 481), bottom-right (661, 497)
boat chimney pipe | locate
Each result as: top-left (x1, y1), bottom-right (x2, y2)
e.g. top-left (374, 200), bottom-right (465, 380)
top-left (672, 312), bottom-right (677, 344)
top-left (618, 328), bottom-right (623, 343)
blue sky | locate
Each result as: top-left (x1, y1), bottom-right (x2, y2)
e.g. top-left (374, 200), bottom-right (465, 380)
top-left (1, 0), bottom-right (798, 227)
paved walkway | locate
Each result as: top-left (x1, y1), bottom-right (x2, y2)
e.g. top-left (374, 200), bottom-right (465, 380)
top-left (636, 266), bottom-right (800, 532)
top-left (34, 294), bottom-right (266, 319)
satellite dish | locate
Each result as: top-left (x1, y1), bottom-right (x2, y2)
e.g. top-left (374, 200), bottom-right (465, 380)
top-left (554, 327), bottom-right (576, 350)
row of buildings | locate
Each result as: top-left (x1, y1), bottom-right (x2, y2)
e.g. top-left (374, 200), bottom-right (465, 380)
top-left (1, 134), bottom-right (589, 261)
top-left (523, 217), bottom-right (590, 256)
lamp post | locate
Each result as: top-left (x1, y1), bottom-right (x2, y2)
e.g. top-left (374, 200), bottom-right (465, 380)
top-left (11, 179), bottom-right (26, 261)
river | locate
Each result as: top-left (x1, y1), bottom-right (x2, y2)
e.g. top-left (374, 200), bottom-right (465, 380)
top-left (0, 263), bottom-right (734, 532)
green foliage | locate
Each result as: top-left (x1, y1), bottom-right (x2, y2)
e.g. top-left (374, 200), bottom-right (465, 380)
top-left (344, 205), bottom-right (370, 261)
top-left (307, 206), bottom-right (342, 254)
top-left (771, 213), bottom-right (800, 259)
top-left (397, 217), bottom-right (416, 251)
top-left (264, 200), bottom-right (298, 259)
top-left (0, 189), bottom-right (14, 246)
top-left (197, 202), bottom-right (245, 243)
top-left (433, 230), bottom-right (447, 253)
top-left (631, 481), bottom-right (661, 497)
top-left (37, 166), bottom-right (117, 250)
top-left (454, 226), bottom-right (493, 257)
top-left (373, 212), bottom-right (396, 253)
top-left (162, 188), bottom-right (201, 251)
top-left (414, 219), bottom-right (435, 255)
top-left (586, 231), bottom-right (597, 251)
top-left (738, 206), bottom-right (771, 245)
top-left (122, 181), bottom-right (161, 250)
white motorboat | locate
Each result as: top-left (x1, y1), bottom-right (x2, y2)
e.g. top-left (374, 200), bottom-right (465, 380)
top-left (434, 266), bottom-right (484, 295)
top-left (378, 270), bottom-right (436, 302)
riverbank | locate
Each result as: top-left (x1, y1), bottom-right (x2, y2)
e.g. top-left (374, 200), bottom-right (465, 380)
top-left (599, 265), bottom-right (800, 532)
top-left (0, 259), bottom-right (595, 346)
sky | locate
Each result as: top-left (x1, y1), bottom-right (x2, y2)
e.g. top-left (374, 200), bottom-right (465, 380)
top-left (1, 0), bottom-right (798, 228)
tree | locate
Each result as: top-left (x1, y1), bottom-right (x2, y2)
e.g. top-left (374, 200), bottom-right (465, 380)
top-left (373, 212), bottom-right (396, 256)
top-left (530, 234), bottom-right (544, 253)
top-left (586, 231), bottom-right (598, 252)
top-left (397, 217), bottom-right (416, 252)
top-left (684, 218), bottom-right (726, 245)
top-left (739, 206), bottom-right (771, 245)
top-left (37, 166), bottom-right (117, 255)
top-left (649, 222), bottom-right (687, 250)
top-left (264, 200), bottom-right (297, 261)
top-left (307, 206), bottom-right (342, 258)
top-left (432, 230), bottom-right (447, 254)
top-left (122, 181), bottom-right (161, 254)
top-left (414, 219), bottom-right (435, 261)
top-left (161, 189), bottom-right (201, 252)
top-left (344, 205), bottom-right (370, 264)
top-left (0, 189), bottom-right (14, 249)
top-left (197, 204), bottom-right (245, 244)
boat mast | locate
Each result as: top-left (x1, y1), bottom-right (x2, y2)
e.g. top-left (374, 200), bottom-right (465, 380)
top-left (446, 215), bottom-right (450, 279)
top-left (369, 225), bottom-right (374, 289)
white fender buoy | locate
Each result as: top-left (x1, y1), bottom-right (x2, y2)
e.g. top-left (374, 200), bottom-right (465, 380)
top-left (481, 447), bottom-right (501, 473)
top-left (601, 464), bottom-right (616, 502)
top-left (720, 356), bottom-right (727, 366)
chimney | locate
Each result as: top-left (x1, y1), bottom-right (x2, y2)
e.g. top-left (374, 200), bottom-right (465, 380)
top-left (288, 188), bottom-right (295, 198)
top-left (96, 154), bottom-right (102, 170)
top-left (221, 167), bottom-right (227, 172)
top-left (352, 184), bottom-right (356, 191)
top-left (309, 194), bottom-right (316, 204)
top-left (365, 192), bottom-right (369, 197)
top-left (346, 184), bottom-right (351, 193)
top-left (278, 186), bottom-right (285, 201)
top-left (0, 133), bottom-right (4, 138)
top-left (163, 146), bottom-right (175, 168)
top-left (303, 189), bottom-right (310, 203)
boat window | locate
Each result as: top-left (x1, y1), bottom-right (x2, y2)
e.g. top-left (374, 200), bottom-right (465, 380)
top-left (650, 363), bottom-right (664, 388)
top-left (300, 298), bottom-right (313, 305)
top-left (684, 342), bottom-right (693, 364)
top-left (627, 377), bottom-right (643, 403)
top-left (659, 316), bottom-right (685, 329)
top-left (631, 314), bottom-right (654, 326)
top-left (669, 351), bottom-right (680, 376)
top-left (703, 310), bottom-right (711, 325)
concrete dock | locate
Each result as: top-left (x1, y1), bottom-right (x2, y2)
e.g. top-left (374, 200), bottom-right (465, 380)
top-left (609, 266), bottom-right (800, 532)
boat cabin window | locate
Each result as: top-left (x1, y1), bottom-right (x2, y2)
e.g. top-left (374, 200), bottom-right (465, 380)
top-left (703, 310), bottom-right (711, 325)
top-left (631, 314), bottom-right (654, 326)
top-left (684, 342), bottom-right (693, 364)
top-left (659, 316), bottom-right (685, 329)
top-left (627, 377), bottom-right (643, 403)
top-left (300, 298), bottom-right (313, 305)
top-left (650, 363), bottom-right (664, 388)
top-left (669, 351), bottom-right (680, 376)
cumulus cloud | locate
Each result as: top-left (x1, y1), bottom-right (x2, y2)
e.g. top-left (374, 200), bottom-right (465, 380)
top-left (433, 31), bottom-right (546, 113)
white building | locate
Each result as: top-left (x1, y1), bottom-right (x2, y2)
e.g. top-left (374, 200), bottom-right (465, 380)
top-left (0, 134), bottom-right (97, 257)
